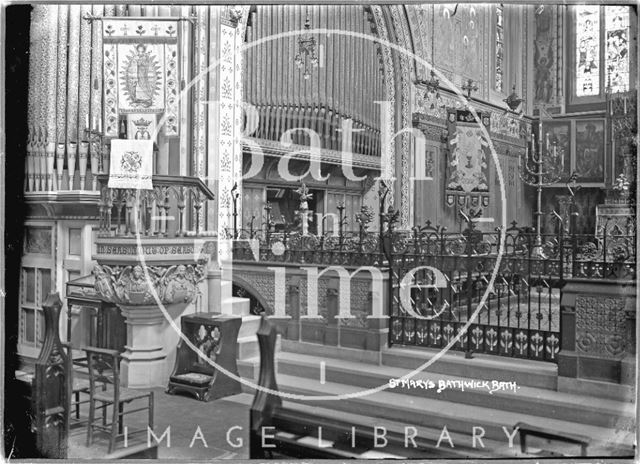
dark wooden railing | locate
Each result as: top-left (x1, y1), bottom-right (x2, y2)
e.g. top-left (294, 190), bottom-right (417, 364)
top-left (97, 174), bottom-right (215, 238)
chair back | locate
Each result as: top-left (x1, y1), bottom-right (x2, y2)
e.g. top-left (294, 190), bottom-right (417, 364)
top-left (83, 347), bottom-right (121, 399)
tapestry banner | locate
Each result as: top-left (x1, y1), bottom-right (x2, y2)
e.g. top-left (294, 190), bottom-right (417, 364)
top-left (102, 18), bottom-right (179, 137)
top-left (108, 139), bottom-right (154, 190)
top-left (445, 109), bottom-right (491, 211)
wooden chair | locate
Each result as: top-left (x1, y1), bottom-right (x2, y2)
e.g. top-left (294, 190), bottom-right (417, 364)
top-left (61, 342), bottom-right (91, 427)
top-left (84, 347), bottom-right (154, 453)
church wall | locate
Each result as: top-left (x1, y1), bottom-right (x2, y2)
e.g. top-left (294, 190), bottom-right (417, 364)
top-left (407, 4), bottom-right (534, 232)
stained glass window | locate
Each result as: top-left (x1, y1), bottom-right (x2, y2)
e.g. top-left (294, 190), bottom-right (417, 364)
top-left (575, 6), bottom-right (600, 97)
top-left (495, 5), bottom-right (504, 92)
top-left (605, 6), bottom-right (629, 93)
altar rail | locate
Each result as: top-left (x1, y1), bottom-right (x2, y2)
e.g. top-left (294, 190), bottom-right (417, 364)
top-left (229, 220), bottom-right (636, 280)
top-left (97, 174), bottom-right (215, 238)
top-left (230, 216), bottom-right (635, 362)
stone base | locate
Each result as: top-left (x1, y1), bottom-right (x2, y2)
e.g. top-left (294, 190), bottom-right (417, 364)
top-left (284, 317), bottom-right (389, 351)
top-left (557, 349), bottom-right (621, 383)
top-left (121, 350), bottom-right (167, 388)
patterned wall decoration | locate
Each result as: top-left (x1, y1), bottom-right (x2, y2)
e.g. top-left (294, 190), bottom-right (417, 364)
top-left (77, 5), bottom-right (92, 145)
top-left (389, 5), bottom-right (414, 227)
top-left (369, 6), bottom-right (396, 207)
top-left (218, 20), bottom-right (241, 239)
top-left (56, 6), bottom-right (69, 144)
top-left (66, 6), bottom-right (80, 143)
top-left (44, 5), bottom-right (59, 145)
top-left (575, 295), bottom-right (629, 358)
top-left (101, 18), bottom-right (180, 137)
top-left (233, 7), bottom-right (250, 225)
top-left (192, 6), bottom-right (208, 179)
top-left (90, 5), bottom-right (105, 139)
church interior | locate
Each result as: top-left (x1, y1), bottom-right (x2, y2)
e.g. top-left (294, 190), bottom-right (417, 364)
top-left (3, 2), bottom-right (638, 460)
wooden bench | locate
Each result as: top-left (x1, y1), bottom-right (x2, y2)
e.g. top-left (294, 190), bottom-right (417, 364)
top-left (249, 316), bottom-right (469, 459)
top-left (514, 422), bottom-right (590, 457)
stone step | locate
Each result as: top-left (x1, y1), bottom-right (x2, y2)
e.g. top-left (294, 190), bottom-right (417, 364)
top-left (222, 296), bottom-right (250, 316)
top-left (280, 340), bottom-right (557, 390)
top-left (223, 393), bottom-right (522, 458)
top-left (237, 315), bottom-right (261, 339)
top-left (237, 336), bottom-right (259, 359)
top-left (273, 374), bottom-right (635, 456)
top-left (238, 358), bottom-right (259, 381)
top-left (381, 346), bottom-right (558, 390)
top-left (274, 351), bottom-right (636, 431)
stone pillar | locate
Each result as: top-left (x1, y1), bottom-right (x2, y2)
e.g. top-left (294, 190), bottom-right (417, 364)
top-left (119, 305), bottom-right (168, 388)
top-left (557, 278), bottom-right (636, 384)
top-left (207, 267), bottom-right (222, 312)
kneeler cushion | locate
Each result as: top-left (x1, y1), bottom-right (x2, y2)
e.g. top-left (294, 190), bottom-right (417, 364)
top-left (170, 373), bottom-right (213, 386)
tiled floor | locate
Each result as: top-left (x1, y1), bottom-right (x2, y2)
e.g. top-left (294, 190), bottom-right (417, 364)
top-left (68, 387), bottom-right (251, 460)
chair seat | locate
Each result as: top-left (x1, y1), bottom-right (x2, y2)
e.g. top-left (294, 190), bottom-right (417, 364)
top-left (94, 387), bottom-right (151, 403)
top-left (72, 378), bottom-right (91, 392)
top-left (170, 372), bottom-right (213, 387)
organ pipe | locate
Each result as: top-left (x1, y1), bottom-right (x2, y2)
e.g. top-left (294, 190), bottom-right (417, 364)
top-left (244, 5), bottom-right (383, 156)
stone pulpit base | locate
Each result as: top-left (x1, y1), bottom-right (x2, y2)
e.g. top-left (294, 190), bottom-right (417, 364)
top-left (119, 305), bottom-right (170, 388)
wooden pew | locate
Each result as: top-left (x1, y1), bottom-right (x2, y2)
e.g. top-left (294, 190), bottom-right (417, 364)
top-left (32, 293), bottom-right (70, 458)
top-left (249, 316), bottom-right (461, 459)
top-left (514, 422), bottom-right (590, 457)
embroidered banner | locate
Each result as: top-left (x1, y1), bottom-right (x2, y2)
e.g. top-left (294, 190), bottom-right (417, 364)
top-left (108, 139), bottom-right (154, 189)
top-left (102, 18), bottom-right (179, 137)
top-left (445, 109), bottom-right (491, 211)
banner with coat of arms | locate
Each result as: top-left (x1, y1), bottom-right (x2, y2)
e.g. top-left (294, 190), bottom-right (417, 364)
top-left (445, 109), bottom-right (492, 212)
top-left (108, 139), bottom-right (154, 189)
top-left (102, 18), bottom-right (180, 138)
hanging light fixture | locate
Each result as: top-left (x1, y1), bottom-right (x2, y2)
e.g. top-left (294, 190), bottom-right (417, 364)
top-left (294, 11), bottom-right (319, 80)
top-left (416, 5), bottom-right (445, 109)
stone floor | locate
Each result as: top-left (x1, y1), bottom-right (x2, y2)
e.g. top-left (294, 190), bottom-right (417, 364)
top-left (68, 387), bottom-right (251, 460)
